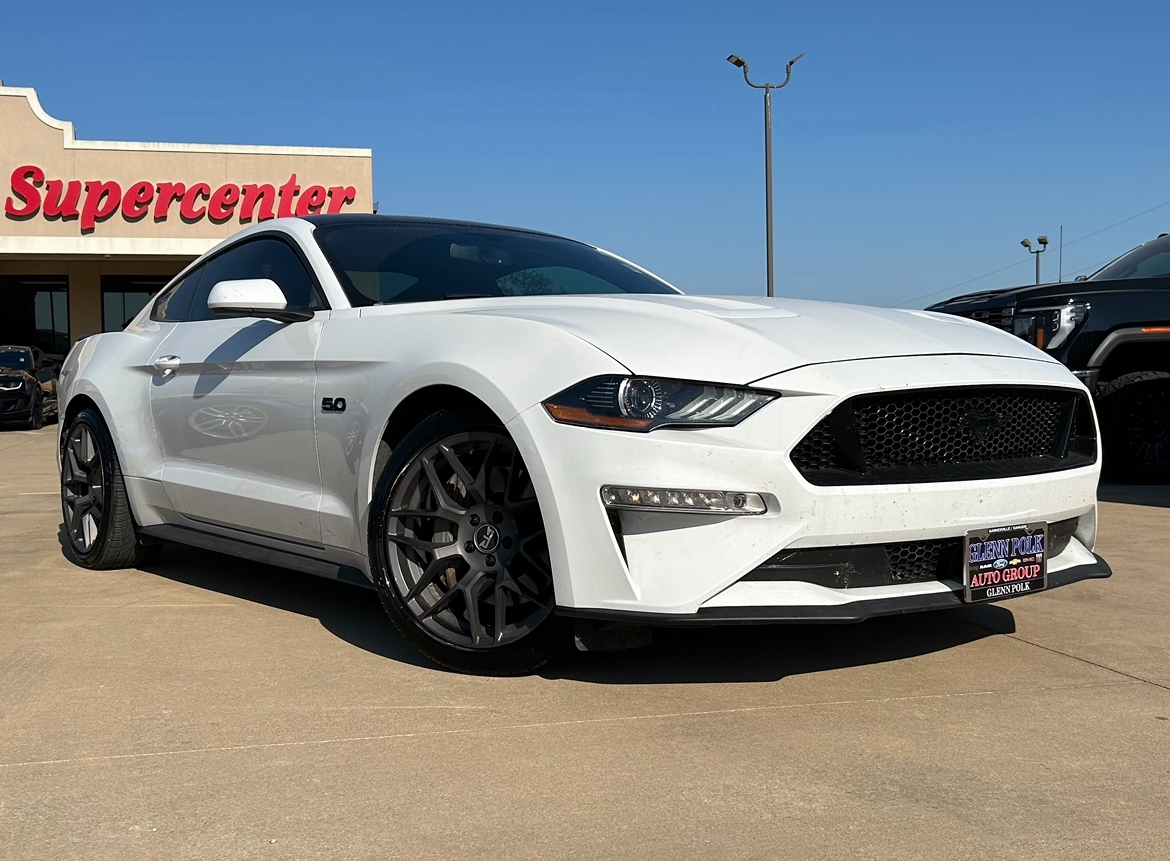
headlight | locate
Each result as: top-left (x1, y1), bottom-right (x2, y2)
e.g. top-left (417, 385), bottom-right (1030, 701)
top-left (543, 375), bottom-right (777, 431)
top-left (0, 380), bottom-right (25, 391)
top-left (1012, 300), bottom-right (1089, 350)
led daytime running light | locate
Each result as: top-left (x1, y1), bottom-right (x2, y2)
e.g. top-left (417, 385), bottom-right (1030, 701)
top-left (601, 485), bottom-right (767, 515)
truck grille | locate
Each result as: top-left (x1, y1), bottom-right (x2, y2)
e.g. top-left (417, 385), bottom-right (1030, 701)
top-left (790, 386), bottom-right (1096, 485)
top-left (961, 307), bottom-right (1014, 331)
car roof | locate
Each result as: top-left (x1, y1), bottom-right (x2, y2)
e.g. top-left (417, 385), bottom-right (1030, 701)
top-left (300, 213), bottom-right (574, 243)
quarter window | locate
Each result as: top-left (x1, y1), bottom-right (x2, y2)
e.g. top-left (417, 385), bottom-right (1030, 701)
top-left (151, 268), bottom-right (204, 323)
top-left (103, 276), bottom-right (171, 331)
top-left (188, 238), bottom-right (323, 322)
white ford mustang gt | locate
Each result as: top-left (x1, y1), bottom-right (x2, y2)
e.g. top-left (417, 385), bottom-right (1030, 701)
top-left (57, 215), bottom-right (1110, 674)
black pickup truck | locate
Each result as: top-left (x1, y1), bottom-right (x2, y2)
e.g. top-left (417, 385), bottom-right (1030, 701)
top-left (929, 234), bottom-right (1170, 482)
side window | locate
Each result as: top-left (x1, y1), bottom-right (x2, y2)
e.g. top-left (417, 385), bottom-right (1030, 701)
top-left (189, 238), bottom-right (322, 322)
top-left (151, 267), bottom-right (204, 322)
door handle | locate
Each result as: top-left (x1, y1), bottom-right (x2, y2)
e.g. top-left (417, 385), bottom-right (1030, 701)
top-left (153, 355), bottom-right (182, 377)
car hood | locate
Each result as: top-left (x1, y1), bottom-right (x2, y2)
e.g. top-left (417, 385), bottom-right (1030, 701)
top-left (419, 294), bottom-right (1058, 385)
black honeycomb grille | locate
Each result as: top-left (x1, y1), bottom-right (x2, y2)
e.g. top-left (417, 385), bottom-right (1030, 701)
top-left (790, 386), bottom-right (1097, 486)
top-left (885, 538), bottom-right (963, 583)
top-left (854, 391), bottom-right (1063, 467)
top-left (789, 419), bottom-right (837, 470)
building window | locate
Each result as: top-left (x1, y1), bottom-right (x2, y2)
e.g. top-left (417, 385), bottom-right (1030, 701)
top-left (101, 276), bottom-right (172, 332)
top-left (0, 276), bottom-right (70, 356)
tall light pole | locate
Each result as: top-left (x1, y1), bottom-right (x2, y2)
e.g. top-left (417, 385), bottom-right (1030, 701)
top-left (1021, 236), bottom-right (1049, 284)
top-left (727, 51), bottom-right (804, 298)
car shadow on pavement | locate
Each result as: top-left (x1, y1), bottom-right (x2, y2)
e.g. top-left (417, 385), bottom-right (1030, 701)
top-left (56, 524), bottom-right (1016, 682)
top-left (1098, 483), bottom-right (1170, 508)
top-left (55, 527), bottom-right (437, 670)
top-left (544, 604), bottom-right (1016, 685)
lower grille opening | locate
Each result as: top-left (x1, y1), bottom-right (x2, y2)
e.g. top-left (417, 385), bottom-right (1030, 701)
top-left (744, 517), bottom-right (1079, 588)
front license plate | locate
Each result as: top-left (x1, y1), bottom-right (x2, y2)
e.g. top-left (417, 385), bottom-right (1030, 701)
top-left (964, 521), bottom-right (1048, 603)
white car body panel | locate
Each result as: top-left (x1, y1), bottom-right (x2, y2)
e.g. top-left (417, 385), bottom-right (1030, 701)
top-left (148, 313), bottom-right (325, 543)
top-left (57, 216), bottom-right (1107, 624)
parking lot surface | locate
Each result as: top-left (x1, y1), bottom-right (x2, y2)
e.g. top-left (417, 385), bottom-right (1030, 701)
top-left (2, 425), bottom-right (1168, 860)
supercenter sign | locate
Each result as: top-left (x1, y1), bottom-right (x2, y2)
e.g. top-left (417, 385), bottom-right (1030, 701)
top-left (0, 85), bottom-right (372, 254)
top-left (5, 165), bottom-right (358, 233)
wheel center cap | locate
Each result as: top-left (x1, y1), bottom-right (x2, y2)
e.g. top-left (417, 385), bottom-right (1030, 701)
top-left (473, 523), bottom-right (501, 554)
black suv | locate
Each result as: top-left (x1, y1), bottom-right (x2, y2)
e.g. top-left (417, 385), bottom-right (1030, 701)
top-left (929, 234), bottom-right (1170, 482)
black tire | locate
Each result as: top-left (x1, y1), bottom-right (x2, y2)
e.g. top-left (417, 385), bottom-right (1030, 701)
top-left (61, 407), bottom-right (162, 569)
top-left (1097, 371), bottom-right (1170, 483)
top-left (27, 393), bottom-right (44, 430)
top-left (368, 407), bottom-right (573, 675)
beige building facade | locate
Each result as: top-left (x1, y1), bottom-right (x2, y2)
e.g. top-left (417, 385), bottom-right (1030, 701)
top-left (0, 84), bottom-right (373, 354)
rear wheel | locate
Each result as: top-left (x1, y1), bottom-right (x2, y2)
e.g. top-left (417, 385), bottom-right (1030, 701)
top-left (61, 408), bottom-right (161, 569)
top-left (1097, 371), bottom-right (1170, 483)
top-left (368, 408), bottom-right (572, 675)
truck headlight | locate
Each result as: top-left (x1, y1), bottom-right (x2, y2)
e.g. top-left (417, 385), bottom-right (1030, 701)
top-left (1012, 300), bottom-right (1089, 351)
top-left (544, 375), bottom-right (777, 431)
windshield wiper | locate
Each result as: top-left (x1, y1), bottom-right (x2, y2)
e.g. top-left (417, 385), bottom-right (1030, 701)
top-left (439, 293), bottom-right (494, 301)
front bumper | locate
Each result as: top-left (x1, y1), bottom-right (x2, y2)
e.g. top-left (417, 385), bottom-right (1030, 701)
top-left (508, 354), bottom-right (1103, 617)
top-left (558, 554), bottom-right (1111, 625)
top-left (0, 392), bottom-right (34, 421)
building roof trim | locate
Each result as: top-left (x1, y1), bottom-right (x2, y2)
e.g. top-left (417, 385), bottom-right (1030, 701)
top-left (0, 86), bottom-right (372, 158)
top-left (0, 235), bottom-right (218, 258)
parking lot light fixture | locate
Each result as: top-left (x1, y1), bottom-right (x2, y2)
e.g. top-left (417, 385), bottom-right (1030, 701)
top-left (1022, 236), bottom-right (1049, 284)
top-left (727, 51), bottom-right (805, 298)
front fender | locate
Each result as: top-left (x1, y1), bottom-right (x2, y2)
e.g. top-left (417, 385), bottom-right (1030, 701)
top-left (313, 310), bottom-right (630, 558)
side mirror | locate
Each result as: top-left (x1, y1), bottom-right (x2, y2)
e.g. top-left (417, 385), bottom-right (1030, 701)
top-left (1074, 275), bottom-right (1089, 282)
top-left (38, 357), bottom-right (54, 369)
top-left (206, 279), bottom-right (313, 323)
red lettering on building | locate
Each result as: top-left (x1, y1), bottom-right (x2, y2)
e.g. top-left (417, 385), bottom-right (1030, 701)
top-left (122, 181), bottom-right (155, 221)
top-left (81, 181), bottom-right (122, 232)
top-left (327, 186), bottom-right (356, 214)
top-left (296, 185), bottom-right (327, 216)
top-left (277, 174), bottom-right (301, 218)
top-left (240, 184), bottom-right (276, 222)
top-left (180, 183), bottom-right (211, 221)
top-left (4, 165), bottom-right (43, 218)
top-left (43, 180), bottom-right (82, 220)
top-left (155, 183), bottom-right (186, 221)
top-left (4, 166), bottom-right (359, 231)
top-left (208, 184), bottom-right (240, 223)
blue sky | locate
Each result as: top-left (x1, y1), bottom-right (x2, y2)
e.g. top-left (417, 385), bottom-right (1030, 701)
top-left (5, 0), bottom-right (1167, 306)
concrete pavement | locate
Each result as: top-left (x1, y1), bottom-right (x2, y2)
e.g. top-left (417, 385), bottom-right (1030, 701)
top-left (1, 426), bottom-right (1168, 860)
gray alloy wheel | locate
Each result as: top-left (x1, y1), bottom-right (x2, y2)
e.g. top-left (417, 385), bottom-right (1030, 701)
top-left (384, 429), bottom-right (554, 649)
top-left (61, 422), bottom-right (104, 554)
top-left (369, 408), bottom-right (573, 675)
top-left (61, 408), bottom-right (161, 569)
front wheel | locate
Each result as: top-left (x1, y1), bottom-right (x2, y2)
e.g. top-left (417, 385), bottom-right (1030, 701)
top-left (368, 408), bottom-right (572, 675)
top-left (27, 393), bottom-right (44, 430)
top-left (1097, 371), bottom-right (1170, 483)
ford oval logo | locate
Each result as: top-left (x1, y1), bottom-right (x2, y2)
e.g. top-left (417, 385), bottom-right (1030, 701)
top-left (993, 558), bottom-right (1009, 569)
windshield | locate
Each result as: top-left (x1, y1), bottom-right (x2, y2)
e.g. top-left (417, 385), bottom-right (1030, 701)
top-left (1089, 236), bottom-right (1170, 281)
top-left (0, 348), bottom-right (32, 370)
top-left (313, 222), bottom-right (679, 306)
